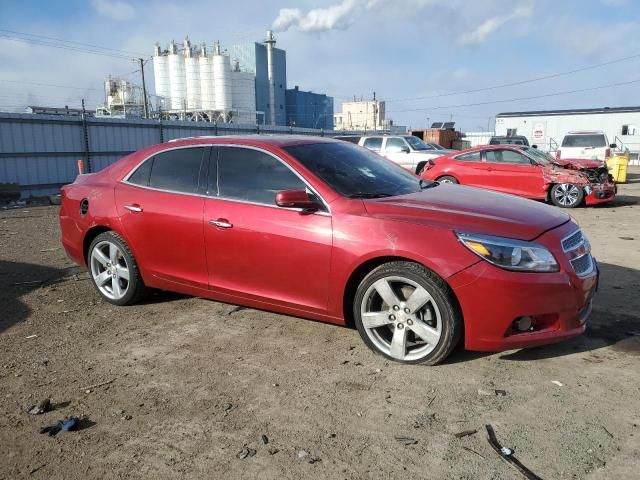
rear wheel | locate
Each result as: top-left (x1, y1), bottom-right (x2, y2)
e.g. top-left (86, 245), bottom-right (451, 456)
top-left (353, 261), bottom-right (462, 365)
top-left (436, 175), bottom-right (458, 184)
top-left (550, 183), bottom-right (584, 208)
top-left (88, 231), bottom-right (147, 306)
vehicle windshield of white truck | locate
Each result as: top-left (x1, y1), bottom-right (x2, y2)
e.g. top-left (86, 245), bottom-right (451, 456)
top-left (562, 134), bottom-right (607, 147)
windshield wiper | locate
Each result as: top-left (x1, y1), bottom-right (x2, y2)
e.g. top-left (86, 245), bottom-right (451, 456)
top-left (347, 192), bottom-right (394, 198)
top-left (419, 179), bottom-right (439, 189)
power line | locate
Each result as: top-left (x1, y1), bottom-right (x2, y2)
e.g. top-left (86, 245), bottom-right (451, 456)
top-left (0, 79), bottom-right (104, 92)
top-left (385, 52), bottom-right (640, 103)
top-left (386, 77), bottom-right (640, 114)
top-left (0, 29), bottom-right (147, 58)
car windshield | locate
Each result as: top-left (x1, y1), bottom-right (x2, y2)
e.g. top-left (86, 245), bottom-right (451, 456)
top-left (427, 143), bottom-right (444, 150)
top-left (521, 147), bottom-right (553, 164)
top-left (562, 134), bottom-right (607, 148)
top-left (284, 142), bottom-right (430, 198)
top-left (404, 136), bottom-right (430, 150)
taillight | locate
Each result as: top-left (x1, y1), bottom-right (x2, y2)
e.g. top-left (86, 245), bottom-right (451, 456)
top-left (556, 150), bottom-right (561, 160)
top-left (605, 148), bottom-right (611, 158)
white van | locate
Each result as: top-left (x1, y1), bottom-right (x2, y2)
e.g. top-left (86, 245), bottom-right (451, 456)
top-left (358, 135), bottom-right (454, 173)
top-left (557, 131), bottom-right (615, 161)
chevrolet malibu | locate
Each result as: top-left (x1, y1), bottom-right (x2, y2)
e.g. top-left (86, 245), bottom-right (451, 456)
top-left (59, 136), bottom-right (598, 365)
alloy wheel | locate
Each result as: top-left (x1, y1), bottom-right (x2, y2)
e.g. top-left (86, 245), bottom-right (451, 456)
top-left (90, 240), bottom-right (130, 300)
top-left (553, 183), bottom-right (580, 207)
top-left (360, 275), bottom-right (442, 361)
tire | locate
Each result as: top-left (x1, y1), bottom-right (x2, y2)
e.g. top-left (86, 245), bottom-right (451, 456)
top-left (88, 231), bottom-right (147, 306)
top-left (437, 175), bottom-right (459, 184)
top-left (550, 183), bottom-right (584, 208)
top-left (353, 261), bottom-right (462, 365)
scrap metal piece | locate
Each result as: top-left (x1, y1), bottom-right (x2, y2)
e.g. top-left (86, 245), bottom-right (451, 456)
top-left (485, 424), bottom-right (543, 480)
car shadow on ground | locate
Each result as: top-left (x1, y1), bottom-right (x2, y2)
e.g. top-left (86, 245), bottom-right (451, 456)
top-left (0, 260), bottom-right (74, 334)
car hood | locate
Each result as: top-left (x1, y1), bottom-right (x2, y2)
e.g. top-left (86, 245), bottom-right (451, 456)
top-left (364, 185), bottom-right (570, 241)
top-left (552, 158), bottom-right (604, 170)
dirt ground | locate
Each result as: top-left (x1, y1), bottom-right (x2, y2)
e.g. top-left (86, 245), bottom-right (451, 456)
top-left (1, 171), bottom-right (639, 480)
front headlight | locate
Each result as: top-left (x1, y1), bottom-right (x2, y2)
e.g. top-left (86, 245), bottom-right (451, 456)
top-left (457, 232), bottom-right (559, 272)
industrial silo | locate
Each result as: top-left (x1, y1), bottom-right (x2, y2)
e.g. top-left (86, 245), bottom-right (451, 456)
top-left (183, 38), bottom-right (201, 110)
top-left (152, 44), bottom-right (171, 110)
top-left (199, 44), bottom-right (215, 110)
top-left (213, 42), bottom-right (232, 112)
top-left (231, 60), bottom-right (256, 124)
top-left (167, 40), bottom-right (186, 110)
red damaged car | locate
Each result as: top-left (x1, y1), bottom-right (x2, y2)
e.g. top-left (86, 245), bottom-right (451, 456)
top-left (60, 137), bottom-right (597, 365)
top-left (420, 145), bottom-right (616, 208)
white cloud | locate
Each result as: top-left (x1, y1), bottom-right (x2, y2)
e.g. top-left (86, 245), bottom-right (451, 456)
top-left (458, 5), bottom-right (533, 46)
top-left (91, 0), bottom-right (136, 21)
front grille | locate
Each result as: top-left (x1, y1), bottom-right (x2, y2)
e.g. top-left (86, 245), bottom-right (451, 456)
top-left (562, 230), bottom-right (583, 252)
top-left (570, 254), bottom-right (593, 276)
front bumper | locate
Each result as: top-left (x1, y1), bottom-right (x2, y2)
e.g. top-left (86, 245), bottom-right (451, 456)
top-left (447, 223), bottom-right (598, 352)
top-left (585, 182), bottom-right (616, 205)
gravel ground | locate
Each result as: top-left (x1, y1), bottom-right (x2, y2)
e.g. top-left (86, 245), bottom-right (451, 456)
top-left (1, 170), bottom-right (639, 480)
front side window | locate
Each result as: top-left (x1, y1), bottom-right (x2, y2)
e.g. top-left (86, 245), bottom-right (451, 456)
top-left (148, 148), bottom-right (205, 193)
top-left (455, 151), bottom-right (481, 162)
top-left (217, 147), bottom-right (306, 205)
top-left (384, 137), bottom-right (408, 153)
top-left (485, 149), bottom-right (531, 165)
top-left (404, 136), bottom-right (430, 151)
top-left (363, 137), bottom-right (383, 151)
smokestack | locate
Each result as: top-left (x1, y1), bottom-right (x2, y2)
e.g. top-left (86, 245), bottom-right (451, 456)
top-left (264, 30), bottom-right (276, 126)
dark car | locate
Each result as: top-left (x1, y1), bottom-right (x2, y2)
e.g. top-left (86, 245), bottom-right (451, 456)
top-left (489, 135), bottom-right (530, 146)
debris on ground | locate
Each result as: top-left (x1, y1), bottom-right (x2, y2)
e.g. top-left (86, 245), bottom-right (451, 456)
top-left (267, 447), bottom-right (279, 455)
top-left (297, 450), bottom-right (310, 459)
top-left (454, 429), bottom-right (478, 438)
top-left (619, 236), bottom-right (635, 241)
top-left (25, 334), bottom-right (38, 339)
top-left (228, 306), bottom-right (248, 315)
top-left (485, 424), bottom-right (542, 480)
top-left (80, 379), bottom-right (114, 391)
top-left (478, 388), bottom-right (507, 396)
top-left (236, 447), bottom-right (256, 459)
top-left (461, 446), bottom-right (486, 459)
top-left (394, 436), bottom-right (418, 446)
top-left (260, 434), bottom-right (269, 445)
top-left (551, 380), bottom-right (564, 387)
top-left (40, 417), bottom-right (80, 437)
top-left (27, 399), bottom-right (51, 415)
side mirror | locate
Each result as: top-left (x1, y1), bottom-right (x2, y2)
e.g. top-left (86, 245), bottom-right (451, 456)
top-left (532, 144), bottom-right (538, 149)
top-left (401, 146), bottom-right (411, 153)
top-left (275, 189), bottom-right (320, 211)
top-left (610, 143), bottom-right (617, 149)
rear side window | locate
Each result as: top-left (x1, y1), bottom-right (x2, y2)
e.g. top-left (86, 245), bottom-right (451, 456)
top-left (485, 149), bottom-right (531, 165)
top-left (127, 158), bottom-right (152, 186)
top-left (363, 137), bottom-right (383, 151)
top-left (562, 134), bottom-right (607, 147)
top-left (455, 151), bottom-right (481, 161)
top-left (217, 147), bottom-right (306, 205)
top-left (148, 147), bottom-right (205, 193)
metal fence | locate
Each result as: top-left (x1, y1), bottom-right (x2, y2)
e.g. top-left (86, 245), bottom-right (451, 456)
top-left (0, 112), bottom-right (367, 198)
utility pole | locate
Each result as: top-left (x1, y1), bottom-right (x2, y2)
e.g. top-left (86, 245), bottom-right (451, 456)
top-left (139, 58), bottom-right (149, 119)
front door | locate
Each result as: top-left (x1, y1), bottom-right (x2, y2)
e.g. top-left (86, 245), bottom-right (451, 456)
top-left (482, 149), bottom-right (545, 198)
top-left (382, 137), bottom-right (414, 171)
top-left (115, 146), bottom-right (210, 289)
top-left (203, 146), bottom-right (333, 313)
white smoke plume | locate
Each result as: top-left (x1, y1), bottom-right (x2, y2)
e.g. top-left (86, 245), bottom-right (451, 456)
top-left (458, 5), bottom-right (533, 46)
top-left (272, 0), bottom-right (366, 33)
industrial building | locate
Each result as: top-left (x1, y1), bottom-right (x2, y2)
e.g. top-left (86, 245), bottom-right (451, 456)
top-left (285, 86), bottom-right (333, 130)
top-left (334, 98), bottom-right (386, 131)
top-left (495, 106), bottom-right (640, 162)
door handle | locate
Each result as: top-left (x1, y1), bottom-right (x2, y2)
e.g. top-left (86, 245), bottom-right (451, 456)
top-left (124, 204), bottom-right (143, 213)
top-left (209, 218), bottom-right (233, 229)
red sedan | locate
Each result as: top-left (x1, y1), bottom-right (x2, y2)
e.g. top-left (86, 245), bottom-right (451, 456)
top-left (420, 145), bottom-right (616, 208)
top-left (60, 137), bottom-right (598, 364)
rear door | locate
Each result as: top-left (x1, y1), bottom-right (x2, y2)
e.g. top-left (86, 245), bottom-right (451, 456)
top-left (203, 146), bottom-right (333, 313)
top-left (482, 148), bottom-right (545, 198)
top-left (115, 146), bottom-right (210, 289)
top-left (449, 150), bottom-right (490, 186)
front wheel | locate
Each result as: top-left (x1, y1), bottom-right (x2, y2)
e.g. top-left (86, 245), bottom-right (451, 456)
top-left (550, 183), bottom-right (584, 208)
top-left (353, 261), bottom-right (462, 365)
top-left (88, 231), bottom-right (147, 306)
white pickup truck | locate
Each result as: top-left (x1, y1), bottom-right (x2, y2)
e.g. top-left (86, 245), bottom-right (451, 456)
top-left (357, 135), bottom-right (454, 173)
top-left (556, 131), bottom-right (616, 161)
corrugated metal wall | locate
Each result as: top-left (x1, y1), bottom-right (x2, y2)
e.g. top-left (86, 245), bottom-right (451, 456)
top-left (0, 113), bottom-right (369, 198)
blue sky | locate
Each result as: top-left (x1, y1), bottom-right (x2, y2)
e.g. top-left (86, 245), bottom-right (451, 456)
top-left (1, 0), bottom-right (639, 130)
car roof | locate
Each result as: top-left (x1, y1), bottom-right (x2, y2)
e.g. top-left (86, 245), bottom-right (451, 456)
top-left (566, 131), bottom-right (605, 135)
top-left (164, 134), bottom-right (341, 148)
